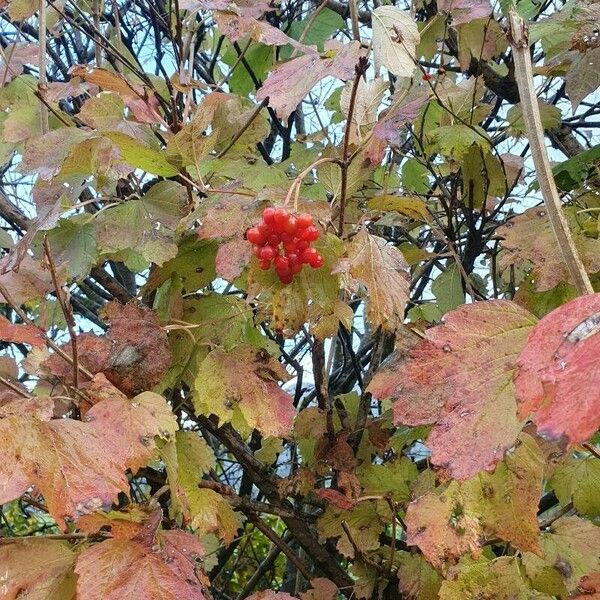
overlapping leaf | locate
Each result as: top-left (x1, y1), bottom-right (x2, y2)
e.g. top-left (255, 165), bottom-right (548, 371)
top-left (193, 345), bottom-right (295, 438)
top-left (0, 539), bottom-right (76, 600)
top-left (498, 206), bottom-right (600, 292)
top-left (368, 300), bottom-right (537, 479)
top-left (515, 293), bottom-right (600, 444)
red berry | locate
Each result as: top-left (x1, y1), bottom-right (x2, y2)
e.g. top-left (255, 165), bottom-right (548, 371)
top-left (260, 246), bottom-right (277, 261)
top-left (283, 216), bottom-right (297, 234)
top-left (252, 245), bottom-right (263, 257)
top-left (296, 213), bottom-right (313, 229)
top-left (279, 272), bottom-right (293, 285)
top-left (296, 240), bottom-right (309, 252)
top-left (258, 223), bottom-right (270, 236)
top-left (262, 207), bottom-right (276, 226)
top-left (274, 255), bottom-right (291, 276)
top-left (300, 247), bottom-right (319, 264)
top-left (280, 232), bottom-right (294, 244)
top-left (258, 258), bottom-right (271, 270)
top-left (289, 256), bottom-right (303, 274)
top-left (309, 254), bottom-right (324, 269)
top-left (272, 208), bottom-right (289, 232)
top-left (246, 227), bottom-right (266, 245)
top-left (300, 226), bottom-right (320, 242)
top-left (283, 240), bottom-right (297, 253)
top-left (267, 233), bottom-right (280, 247)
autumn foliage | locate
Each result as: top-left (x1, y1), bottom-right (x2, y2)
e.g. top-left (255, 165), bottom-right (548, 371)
top-left (1, 0), bottom-right (600, 599)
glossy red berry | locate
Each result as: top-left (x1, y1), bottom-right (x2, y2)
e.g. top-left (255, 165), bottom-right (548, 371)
top-left (301, 247), bottom-right (319, 264)
top-left (309, 254), bottom-right (324, 269)
top-left (279, 272), bottom-right (293, 285)
top-left (274, 255), bottom-right (290, 275)
top-left (246, 227), bottom-right (265, 245)
top-left (262, 207), bottom-right (276, 226)
top-left (272, 208), bottom-right (289, 232)
top-left (252, 245), bottom-right (263, 258)
top-left (300, 226), bottom-right (320, 242)
top-left (296, 240), bottom-right (309, 252)
top-left (283, 216), bottom-right (297, 234)
top-left (296, 213), bottom-right (313, 229)
top-left (266, 233), bottom-right (280, 247)
top-left (258, 259), bottom-right (271, 270)
top-left (260, 246), bottom-right (277, 261)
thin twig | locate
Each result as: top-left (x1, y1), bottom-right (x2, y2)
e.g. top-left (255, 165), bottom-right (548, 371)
top-left (338, 57), bottom-right (368, 236)
top-left (44, 237), bottom-right (79, 388)
top-left (0, 375), bottom-right (32, 399)
top-left (0, 282), bottom-right (94, 380)
top-left (38, 0), bottom-right (49, 134)
top-left (247, 514), bottom-right (313, 582)
top-left (217, 97), bottom-right (269, 158)
top-left (507, 10), bottom-right (593, 295)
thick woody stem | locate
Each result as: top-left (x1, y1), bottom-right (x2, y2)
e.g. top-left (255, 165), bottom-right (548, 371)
top-left (507, 9), bottom-right (593, 295)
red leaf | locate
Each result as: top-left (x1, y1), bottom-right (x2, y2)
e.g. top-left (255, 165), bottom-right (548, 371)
top-left (0, 314), bottom-right (45, 347)
top-left (257, 41), bottom-right (364, 119)
top-left (75, 538), bottom-right (207, 600)
top-left (314, 488), bottom-right (358, 510)
top-left (45, 302), bottom-right (172, 395)
top-left (83, 375), bottom-right (178, 474)
top-left (0, 411), bottom-right (129, 528)
top-left (368, 300), bottom-right (537, 479)
top-left (515, 293), bottom-right (600, 444)
top-left (215, 238), bottom-right (252, 282)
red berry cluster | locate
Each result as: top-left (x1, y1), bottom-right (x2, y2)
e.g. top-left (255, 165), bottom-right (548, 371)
top-left (246, 207), bottom-right (324, 284)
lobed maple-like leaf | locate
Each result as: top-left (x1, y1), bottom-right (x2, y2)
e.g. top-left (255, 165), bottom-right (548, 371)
top-left (83, 375), bottom-right (178, 474)
top-left (0, 539), bottom-right (76, 600)
top-left (257, 40), bottom-right (364, 119)
top-left (515, 293), bottom-right (600, 444)
top-left (396, 552), bottom-right (442, 600)
top-left (193, 345), bottom-right (295, 438)
top-left (342, 229), bottom-right (410, 332)
top-left (45, 302), bottom-right (172, 395)
top-left (497, 206), bottom-right (600, 292)
top-left (406, 433), bottom-right (544, 566)
top-left (368, 300), bottom-right (537, 479)
top-left (0, 410), bottom-right (129, 528)
top-left (405, 480), bottom-right (483, 567)
top-left (75, 537), bottom-right (206, 600)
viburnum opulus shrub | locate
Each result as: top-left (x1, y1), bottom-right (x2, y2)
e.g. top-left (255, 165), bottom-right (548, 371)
top-left (0, 0), bottom-right (600, 599)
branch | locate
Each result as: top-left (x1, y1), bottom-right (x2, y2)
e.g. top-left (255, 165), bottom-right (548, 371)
top-left (507, 10), bottom-right (593, 296)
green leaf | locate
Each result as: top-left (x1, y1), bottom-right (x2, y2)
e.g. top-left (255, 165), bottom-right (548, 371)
top-left (506, 101), bottom-right (561, 138)
top-left (429, 125), bottom-right (490, 161)
top-left (104, 131), bottom-right (179, 176)
top-left (524, 516), bottom-right (600, 594)
top-left (439, 557), bottom-right (537, 599)
top-left (44, 217), bottom-right (97, 280)
top-left (285, 8), bottom-right (344, 53)
top-left (550, 454), bottom-right (600, 518)
top-left (397, 552), bottom-right (442, 600)
top-left (143, 236), bottom-right (217, 294)
top-left (551, 144), bottom-right (600, 191)
top-left (432, 264), bottom-right (465, 315)
top-left (402, 158), bottom-right (431, 194)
